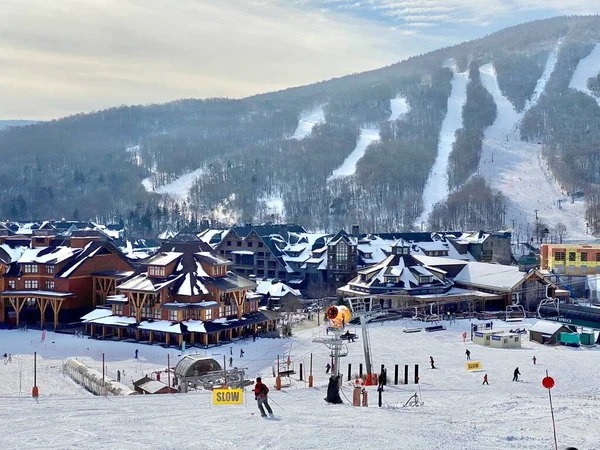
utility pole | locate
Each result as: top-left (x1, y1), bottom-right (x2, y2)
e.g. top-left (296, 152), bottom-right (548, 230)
top-left (534, 209), bottom-right (539, 221)
top-left (511, 219), bottom-right (516, 229)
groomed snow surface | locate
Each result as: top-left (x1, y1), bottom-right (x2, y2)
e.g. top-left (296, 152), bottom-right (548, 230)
top-left (388, 96), bottom-right (410, 122)
top-left (569, 43), bottom-right (600, 106)
top-left (477, 41), bottom-right (589, 239)
top-left (142, 167), bottom-right (205, 200)
top-left (290, 105), bottom-right (326, 140)
top-left (2, 318), bottom-right (600, 449)
top-left (417, 68), bottom-right (468, 226)
top-left (328, 128), bottom-right (380, 180)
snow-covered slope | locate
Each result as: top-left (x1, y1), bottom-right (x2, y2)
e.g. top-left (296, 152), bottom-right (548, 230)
top-left (290, 105), bottom-right (326, 140)
top-left (142, 168), bottom-right (205, 200)
top-left (329, 128), bottom-right (380, 179)
top-left (388, 96), bottom-right (410, 121)
top-left (477, 40), bottom-right (588, 239)
top-left (417, 67), bottom-right (469, 226)
top-left (2, 318), bottom-right (600, 449)
top-left (569, 42), bottom-right (600, 106)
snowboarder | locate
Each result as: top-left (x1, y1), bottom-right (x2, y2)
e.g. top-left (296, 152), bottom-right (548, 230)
top-left (482, 374), bottom-right (489, 385)
top-left (254, 377), bottom-right (274, 417)
top-left (117, 370), bottom-right (121, 382)
top-left (465, 349), bottom-right (471, 361)
top-left (430, 356), bottom-right (435, 369)
top-left (513, 367), bottom-right (521, 382)
top-left (532, 356), bottom-right (537, 365)
top-left (134, 349), bottom-right (139, 359)
top-left (240, 349), bottom-right (244, 358)
top-left (229, 356), bottom-right (233, 367)
top-left (325, 363), bottom-right (331, 374)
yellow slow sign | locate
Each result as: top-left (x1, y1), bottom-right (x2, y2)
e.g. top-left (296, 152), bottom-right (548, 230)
top-left (213, 388), bottom-right (244, 405)
top-left (466, 361), bottom-right (482, 371)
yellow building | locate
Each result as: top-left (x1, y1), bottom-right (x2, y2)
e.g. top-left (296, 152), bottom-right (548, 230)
top-left (541, 244), bottom-right (600, 276)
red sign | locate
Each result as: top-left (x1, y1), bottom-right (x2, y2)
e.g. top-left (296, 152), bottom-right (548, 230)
top-left (542, 376), bottom-right (555, 389)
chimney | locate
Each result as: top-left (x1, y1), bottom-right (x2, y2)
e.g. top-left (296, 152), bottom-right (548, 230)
top-left (352, 225), bottom-right (359, 238)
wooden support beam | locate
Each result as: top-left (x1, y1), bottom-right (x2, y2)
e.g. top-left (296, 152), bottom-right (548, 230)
top-left (102, 326), bottom-right (106, 337)
top-left (0, 298), bottom-right (4, 323)
top-left (36, 297), bottom-right (49, 328)
top-left (8, 297), bottom-right (26, 327)
top-left (166, 333), bottom-right (171, 345)
top-left (117, 328), bottom-right (122, 339)
top-left (149, 331), bottom-right (153, 343)
top-left (48, 298), bottom-right (65, 330)
top-left (178, 334), bottom-right (183, 346)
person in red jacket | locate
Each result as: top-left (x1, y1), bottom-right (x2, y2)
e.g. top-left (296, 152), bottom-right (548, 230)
top-left (254, 377), bottom-right (274, 417)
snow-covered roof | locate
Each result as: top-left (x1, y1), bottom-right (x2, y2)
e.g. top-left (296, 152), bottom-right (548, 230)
top-left (138, 320), bottom-right (182, 334)
top-left (454, 262), bottom-right (525, 291)
top-left (80, 308), bottom-right (113, 322)
top-left (182, 320), bottom-right (206, 333)
top-left (18, 246), bottom-right (81, 264)
top-left (118, 273), bottom-right (183, 292)
top-left (254, 280), bottom-right (301, 298)
top-left (176, 273), bottom-right (209, 296)
top-left (59, 243), bottom-right (102, 278)
top-left (87, 315), bottom-right (137, 326)
top-left (0, 244), bottom-right (27, 263)
top-left (143, 252), bottom-right (183, 266)
top-left (137, 380), bottom-right (171, 394)
top-left (231, 250), bottom-right (254, 255)
top-left (529, 320), bottom-right (566, 335)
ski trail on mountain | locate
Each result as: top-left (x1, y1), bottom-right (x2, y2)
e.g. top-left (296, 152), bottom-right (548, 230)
top-left (388, 96), bottom-right (410, 121)
top-left (328, 128), bottom-right (380, 180)
top-left (142, 167), bottom-right (205, 199)
top-left (417, 67), bottom-right (468, 227)
top-left (290, 105), bottom-right (326, 140)
top-left (569, 42), bottom-right (600, 107)
top-left (478, 39), bottom-right (588, 239)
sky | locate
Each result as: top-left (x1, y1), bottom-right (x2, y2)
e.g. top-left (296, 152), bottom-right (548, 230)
top-left (0, 0), bottom-right (598, 120)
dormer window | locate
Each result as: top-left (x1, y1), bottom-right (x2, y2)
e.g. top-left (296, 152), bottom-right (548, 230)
top-left (148, 266), bottom-right (165, 277)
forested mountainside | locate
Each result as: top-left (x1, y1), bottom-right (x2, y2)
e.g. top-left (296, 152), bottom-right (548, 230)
top-left (1, 15), bottom-right (600, 237)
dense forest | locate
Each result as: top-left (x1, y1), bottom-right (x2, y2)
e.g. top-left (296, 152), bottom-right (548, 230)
top-left (1, 16), bottom-right (600, 236)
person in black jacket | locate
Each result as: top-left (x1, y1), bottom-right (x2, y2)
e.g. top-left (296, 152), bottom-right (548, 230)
top-left (513, 367), bottom-right (521, 381)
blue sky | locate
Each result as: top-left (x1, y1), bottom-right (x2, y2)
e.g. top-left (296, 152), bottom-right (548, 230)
top-left (0, 0), bottom-right (598, 120)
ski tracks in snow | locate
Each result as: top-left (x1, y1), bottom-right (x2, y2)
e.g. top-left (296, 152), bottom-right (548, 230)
top-left (417, 67), bottom-right (469, 227)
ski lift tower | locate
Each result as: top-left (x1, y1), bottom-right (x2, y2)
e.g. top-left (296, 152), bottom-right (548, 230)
top-left (347, 296), bottom-right (386, 384)
top-left (313, 305), bottom-right (350, 379)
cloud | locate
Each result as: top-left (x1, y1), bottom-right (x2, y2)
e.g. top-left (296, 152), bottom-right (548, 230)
top-left (0, 0), bottom-right (444, 120)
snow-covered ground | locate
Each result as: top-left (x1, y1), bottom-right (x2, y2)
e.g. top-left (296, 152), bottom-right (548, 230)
top-left (417, 67), bottom-right (469, 226)
top-left (569, 43), bottom-right (600, 106)
top-left (328, 128), bottom-right (380, 179)
top-left (477, 40), bottom-right (589, 239)
top-left (141, 167), bottom-right (205, 200)
top-left (388, 96), bottom-right (410, 121)
top-left (2, 318), bottom-right (600, 449)
top-left (290, 105), bottom-right (326, 140)
top-left (255, 192), bottom-right (286, 222)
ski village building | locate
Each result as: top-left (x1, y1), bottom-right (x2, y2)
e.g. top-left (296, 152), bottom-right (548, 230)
top-left (83, 230), bottom-right (276, 347)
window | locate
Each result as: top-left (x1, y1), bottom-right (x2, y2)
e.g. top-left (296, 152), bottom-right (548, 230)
top-left (581, 253), bottom-right (588, 262)
top-left (236, 241), bottom-right (241, 247)
top-left (569, 252), bottom-right (576, 262)
top-left (45, 281), bottom-right (55, 290)
top-left (258, 242), bottom-right (264, 248)
top-left (227, 241), bottom-right (232, 247)
top-left (23, 264), bottom-right (38, 273)
top-left (8, 280), bottom-right (15, 289)
top-left (555, 251), bottom-right (565, 261)
top-left (503, 339), bottom-right (508, 344)
top-left (153, 308), bottom-right (161, 319)
top-left (515, 337), bottom-right (519, 342)
top-left (148, 266), bottom-right (165, 277)
top-left (114, 305), bottom-right (123, 315)
top-left (169, 310), bottom-right (178, 321)
top-left (596, 253), bottom-right (600, 262)
top-left (335, 242), bottom-right (348, 262)
top-left (46, 265), bottom-right (55, 274)
top-left (141, 306), bottom-right (152, 318)
top-left (25, 280), bottom-right (38, 289)
top-left (205, 309), bottom-right (213, 320)
top-left (248, 241), bottom-right (253, 247)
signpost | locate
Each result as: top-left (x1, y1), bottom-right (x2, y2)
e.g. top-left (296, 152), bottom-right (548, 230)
top-left (466, 361), bottom-right (482, 371)
top-left (212, 388), bottom-right (244, 405)
top-left (542, 371), bottom-right (558, 450)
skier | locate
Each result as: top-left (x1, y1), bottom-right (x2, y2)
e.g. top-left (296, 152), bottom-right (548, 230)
top-left (513, 367), bottom-right (521, 382)
top-left (134, 349), bottom-right (139, 359)
top-left (325, 362), bottom-right (331, 374)
top-left (532, 356), bottom-right (537, 365)
top-left (229, 356), bottom-right (233, 367)
top-left (465, 349), bottom-right (471, 361)
top-left (430, 356), bottom-right (435, 369)
top-left (482, 374), bottom-right (489, 385)
top-left (254, 377), bottom-right (274, 418)
top-left (117, 370), bottom-right (121, 382)
top-left (240, 349), bottom-right (244, 358)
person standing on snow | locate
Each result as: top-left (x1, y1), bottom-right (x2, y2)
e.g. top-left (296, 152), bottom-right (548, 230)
top-left (513, 367), bottom-right (521, 382)
top-left (229, 356), bottom-right (233, 367)
top-left (117, 370), bottom-right (121, 382)
top-left (465, 349), bottom-right (471, 361)
top-left (532, 356), bottom-right (537, 365)
top-left (254, 377), bottom-right (274, 418)
top-left (325, 363), bottom-right (331, 374)
top-left (482, 374), bottom-right (489, 385)
top-left (430, 356), bottom-right (435, 369)
top-left (240, 349), bottom-right (244, 358)
top-left (134, 349), bottom-right (139, 359)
